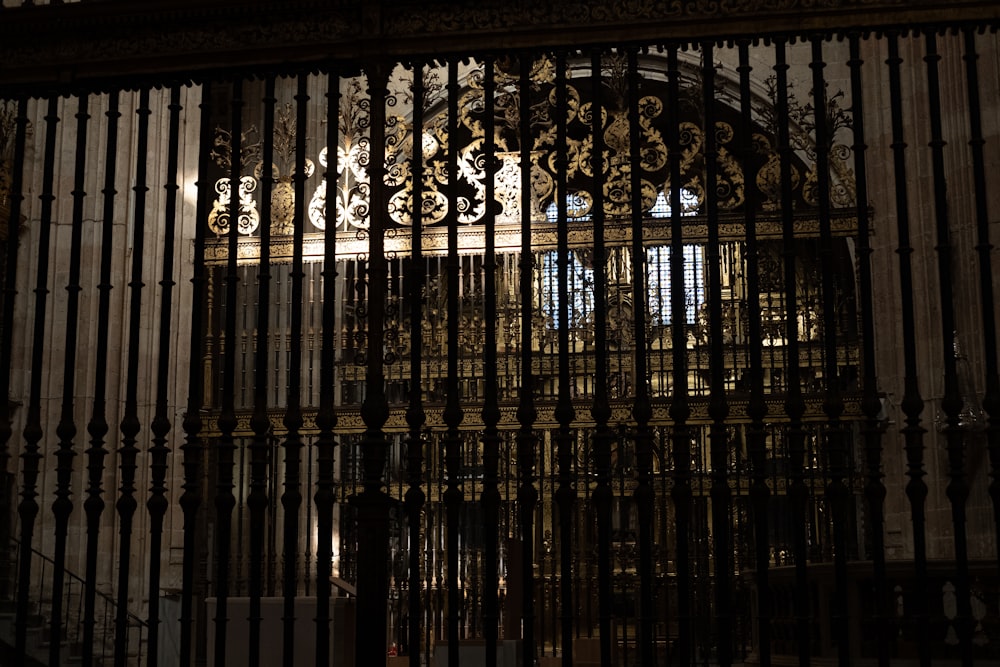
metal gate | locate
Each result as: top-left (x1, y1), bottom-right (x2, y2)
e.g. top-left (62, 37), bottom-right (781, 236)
top-left (0, 5), bottom-right (998, 667)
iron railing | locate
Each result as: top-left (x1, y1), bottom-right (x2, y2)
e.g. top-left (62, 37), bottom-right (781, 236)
top-left (0, 7), bottom-right (997, 667)
top-left (6, 540), bottom-right (147, 666)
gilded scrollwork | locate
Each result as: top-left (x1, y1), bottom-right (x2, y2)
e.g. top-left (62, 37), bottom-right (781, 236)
top-left (754, 132), bottom-right (800, 212)
top-left (753, 76), bottom-right (855, 211)
top-left (209, 124), bottom-right (262, 236)
top-left (800, 89), bottom-right (855, 208)
top-left (207, 175), bottom-right (261, 236)
top-left (205, 50), bottom-right (856, 246)
top-left (253, 103), bottom-right (316, 236)
top-left (324, 76), bottom-right (373, 231)
top-left (210, 124), bottom-right (262, 174)
top-left (307, 147), bottom-right (332, 230)
top-left (713, 123), bottom-right (745, 209)
top-left (597, 89), bottom-right (666, 217)
top-left (495, 151), bottom-right (554, 223)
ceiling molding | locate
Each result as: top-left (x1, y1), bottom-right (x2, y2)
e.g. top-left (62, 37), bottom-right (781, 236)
top-left (0, 0), bottom-right (997, 93)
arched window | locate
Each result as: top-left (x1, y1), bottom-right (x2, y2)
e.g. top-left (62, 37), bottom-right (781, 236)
top-left (545, 191), bottom-right (594, 223)
top-left (649, 187), bottom-right (700, 218)
top-left (648, 187), bottom-right (704, 324)
top-left (646, 245), bottom-right (705, 325)
top-left (542, 188), bottom-right (703, 329)
top-left (540, 250), bottom-right (594, 328)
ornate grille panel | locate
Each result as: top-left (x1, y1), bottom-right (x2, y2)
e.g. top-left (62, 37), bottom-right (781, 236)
top-left (0, 21), bottom-right (998, 667)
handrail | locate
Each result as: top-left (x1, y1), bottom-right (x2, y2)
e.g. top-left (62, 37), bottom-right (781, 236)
top-left (10, 537), bottom-right (148, 629)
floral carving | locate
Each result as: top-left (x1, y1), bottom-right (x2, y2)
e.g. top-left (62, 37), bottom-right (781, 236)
top-left (208, 50), bottom-right (854, 242)
top-left (208, 176), bottom-right (260, 236)
top-left (208, 124), bottom-right (262, 236)
top-left (256, 103), bottom-right (315, 236)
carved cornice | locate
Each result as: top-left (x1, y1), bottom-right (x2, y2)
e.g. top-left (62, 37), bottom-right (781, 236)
top-left (201, 392), bottom-right (866, 436)
top-left (0, 0), bottom-right (997, 94)
top-left (381, 0), bottom-right (956, 38)
top-left (202, 211), bottom-right (861, 265)
top-left (0, 1), bottom-right (358, 93)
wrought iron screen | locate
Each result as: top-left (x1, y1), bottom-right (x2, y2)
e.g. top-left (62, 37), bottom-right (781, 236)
top-left (0, 14), bottom-right (997, 667)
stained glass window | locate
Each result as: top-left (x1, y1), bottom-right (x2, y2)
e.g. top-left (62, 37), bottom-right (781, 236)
top-left (646, 244), bottom-right (705, 325)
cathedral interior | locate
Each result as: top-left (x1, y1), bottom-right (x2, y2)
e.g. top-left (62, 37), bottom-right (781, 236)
top-left (0, 2), bottom-right (999, 666)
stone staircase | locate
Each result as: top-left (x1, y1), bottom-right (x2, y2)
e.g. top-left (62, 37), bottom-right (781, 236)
top-left (0, 543), bottom-right (145, 667)
top-left (0, 597), bottom-right (69, 667)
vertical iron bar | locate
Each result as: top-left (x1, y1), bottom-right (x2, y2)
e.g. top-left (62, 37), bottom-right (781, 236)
top-left (703, 40), bottom-right (733, 667)
top-left (236, 439), bottom-right (246, 597)
top-left (667, 42), bottom-right (693, 667)
top-left (517, 51), bottom-right (540, 667)
top-left (355, 60), bottom-right (392, 667)
top-left (249, 73), bottom-right (276, 667)
top-left (315, 66), bottom-right (340, 667)
top-left (48, 92), bottom-right (88, 667)
top-left (848, 31), bottom-right (889, 667)
top-left (115, 86), bottom-right (151, 667)
top-left (923, 29), bottom-right (973, 667)
top-left (542, 448), bottom-right (550, 657)
top-left (215, 78), bottom-right (243, 667)
top-left (444, 56), bottom-right (465, 667)
top-left (962, 25), bottom-right (1000, 591)
top-left (281, 71), bottom-right (309, 667)
top-left (406, 58), bottom-right (427, 667)
top-left (626, 46), bottom-right (655, 667)
top-left (553, 50), bottom-right (577, 667)
top-left (146, 84), bottom-right (183, 667)
top-left (774, 38), bottom-right (811, 667)
top-left (886, 32), bottom-right (930, 667)
top-left (737, 39), bottom-right (772, 667)
top-left (179, 83), bottom-right (210, 667)
top-left (810, 35), bottom-right (850, 667)
top-left (588, 48), bottom-right (614, 667)
top-left (481, 54), bottom-right (502, 667)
